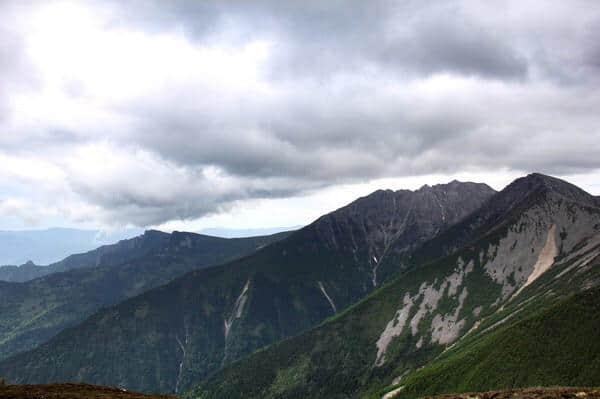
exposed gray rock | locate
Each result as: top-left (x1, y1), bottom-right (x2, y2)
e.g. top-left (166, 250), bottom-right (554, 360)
top-left (313, 181), bottom-right (495, 286)
top-left (482, 195), bottom-right (600, 301)
top-left (375, 293), bottom-right (414, 366)
top-left (431, 287), bottom-right (468, 345)
top-left (376, 257), bottom-right (475, 365)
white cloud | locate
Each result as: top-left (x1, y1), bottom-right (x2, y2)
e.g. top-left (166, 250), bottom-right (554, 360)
top-left (0, 0), bottom-right (599, 230)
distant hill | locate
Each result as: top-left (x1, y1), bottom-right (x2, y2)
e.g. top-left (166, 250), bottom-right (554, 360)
top-left (0, 228), bottom-right (165, 283)
top-left (0, 227), bottom-right (142, 266)
top-left (0, 230), bottom-right (290, 360)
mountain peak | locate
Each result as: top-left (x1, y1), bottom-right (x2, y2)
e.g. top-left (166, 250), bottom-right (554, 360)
top-left (505, 173), bottom-right (597, 208)
top-left (526, 172), bottom-right (568, 186)
top-left (143, 229), bottom-right (169, 237)
top-left (309, 179), bottom-right (496, 283)
top-left (416, 179), bottom-right (494, 194)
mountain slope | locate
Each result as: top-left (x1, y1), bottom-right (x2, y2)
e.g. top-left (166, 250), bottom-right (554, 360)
top-left (0, 230), bottom-right (289, 360)
top-left (189, 174), bottom-right (600, 399)
top-left (394, 285), bottom-right (600, 399)
top-left (0, 181), bottom-right (494, 394)
top-left (317, 180), bottom-right (496, 286)
top-left (422, 387), bottom-right (600, 399)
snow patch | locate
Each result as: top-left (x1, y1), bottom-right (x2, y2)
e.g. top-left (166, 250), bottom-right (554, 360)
top-left (174, 330), bottom-right (189, 394)
top-left (224, 280), bottom-right (250, 340)
top-left (372, 256), bottom-right (379, 287)
top-left (318, 281), bottom-right (337, 314)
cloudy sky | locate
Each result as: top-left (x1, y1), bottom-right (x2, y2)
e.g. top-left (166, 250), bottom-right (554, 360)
top-left (1, 0), bottom-right (599, 232)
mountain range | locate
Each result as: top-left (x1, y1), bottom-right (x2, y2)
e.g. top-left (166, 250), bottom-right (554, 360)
top-left (0, 180), bottom-right (494, 394)
top-left (0, 228), bottom-right (142, 267)
top-left (191, 173), bottom-right (600, 398)
top-left (1, 174), bottom-right (599, 399)
top-left (0, 230), bottom-right (290, 360)
top-left (0, 229), bottom-right (168, 283)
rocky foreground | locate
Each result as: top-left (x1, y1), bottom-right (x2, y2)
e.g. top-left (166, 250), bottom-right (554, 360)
top-left (0, 383), bottom-right (176, 399)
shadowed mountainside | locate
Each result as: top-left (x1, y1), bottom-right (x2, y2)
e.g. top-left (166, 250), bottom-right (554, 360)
top-left (0, 181), bottom-right (495, 394)
top-left (0, 230), bottom-right (290, 360)
top-left (190, 174), bottom-right (600, 399)
top-left (0, 229), bottom-right (169, 283)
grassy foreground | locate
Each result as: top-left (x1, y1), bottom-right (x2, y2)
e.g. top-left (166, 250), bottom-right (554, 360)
top-left (420, 387), bottom-right (600, 399)
top-left (394, 285), bottom-right (600, 399)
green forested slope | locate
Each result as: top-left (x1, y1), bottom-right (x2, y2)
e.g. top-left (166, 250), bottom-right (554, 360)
top-left (0, 231), bottom-right (289, 360)
top-left (394, 284), bottom-right (600, 399)
top-left (189, 175), bottom-right (600, 399)
top-left (0, 182), bottom-right (494, 394)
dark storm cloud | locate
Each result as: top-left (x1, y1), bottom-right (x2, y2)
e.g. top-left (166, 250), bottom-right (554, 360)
top-left (378, 12), bottom-right (527, 79)
top-left (582, 21), bottom-right (600, 70)
top-left (106, 0), bottom-right (528, 80)
top-left (1, 0), bottom-right (600, 227)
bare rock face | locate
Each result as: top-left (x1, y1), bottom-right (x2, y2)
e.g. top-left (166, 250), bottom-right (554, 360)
top-left (312, 180), bottom-right (496, 285)
top-left (374, 173), bottom-right (600, 367)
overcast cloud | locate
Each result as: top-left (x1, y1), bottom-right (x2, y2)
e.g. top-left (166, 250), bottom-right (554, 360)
top-left (0, 0), bottom-right (599, 229)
